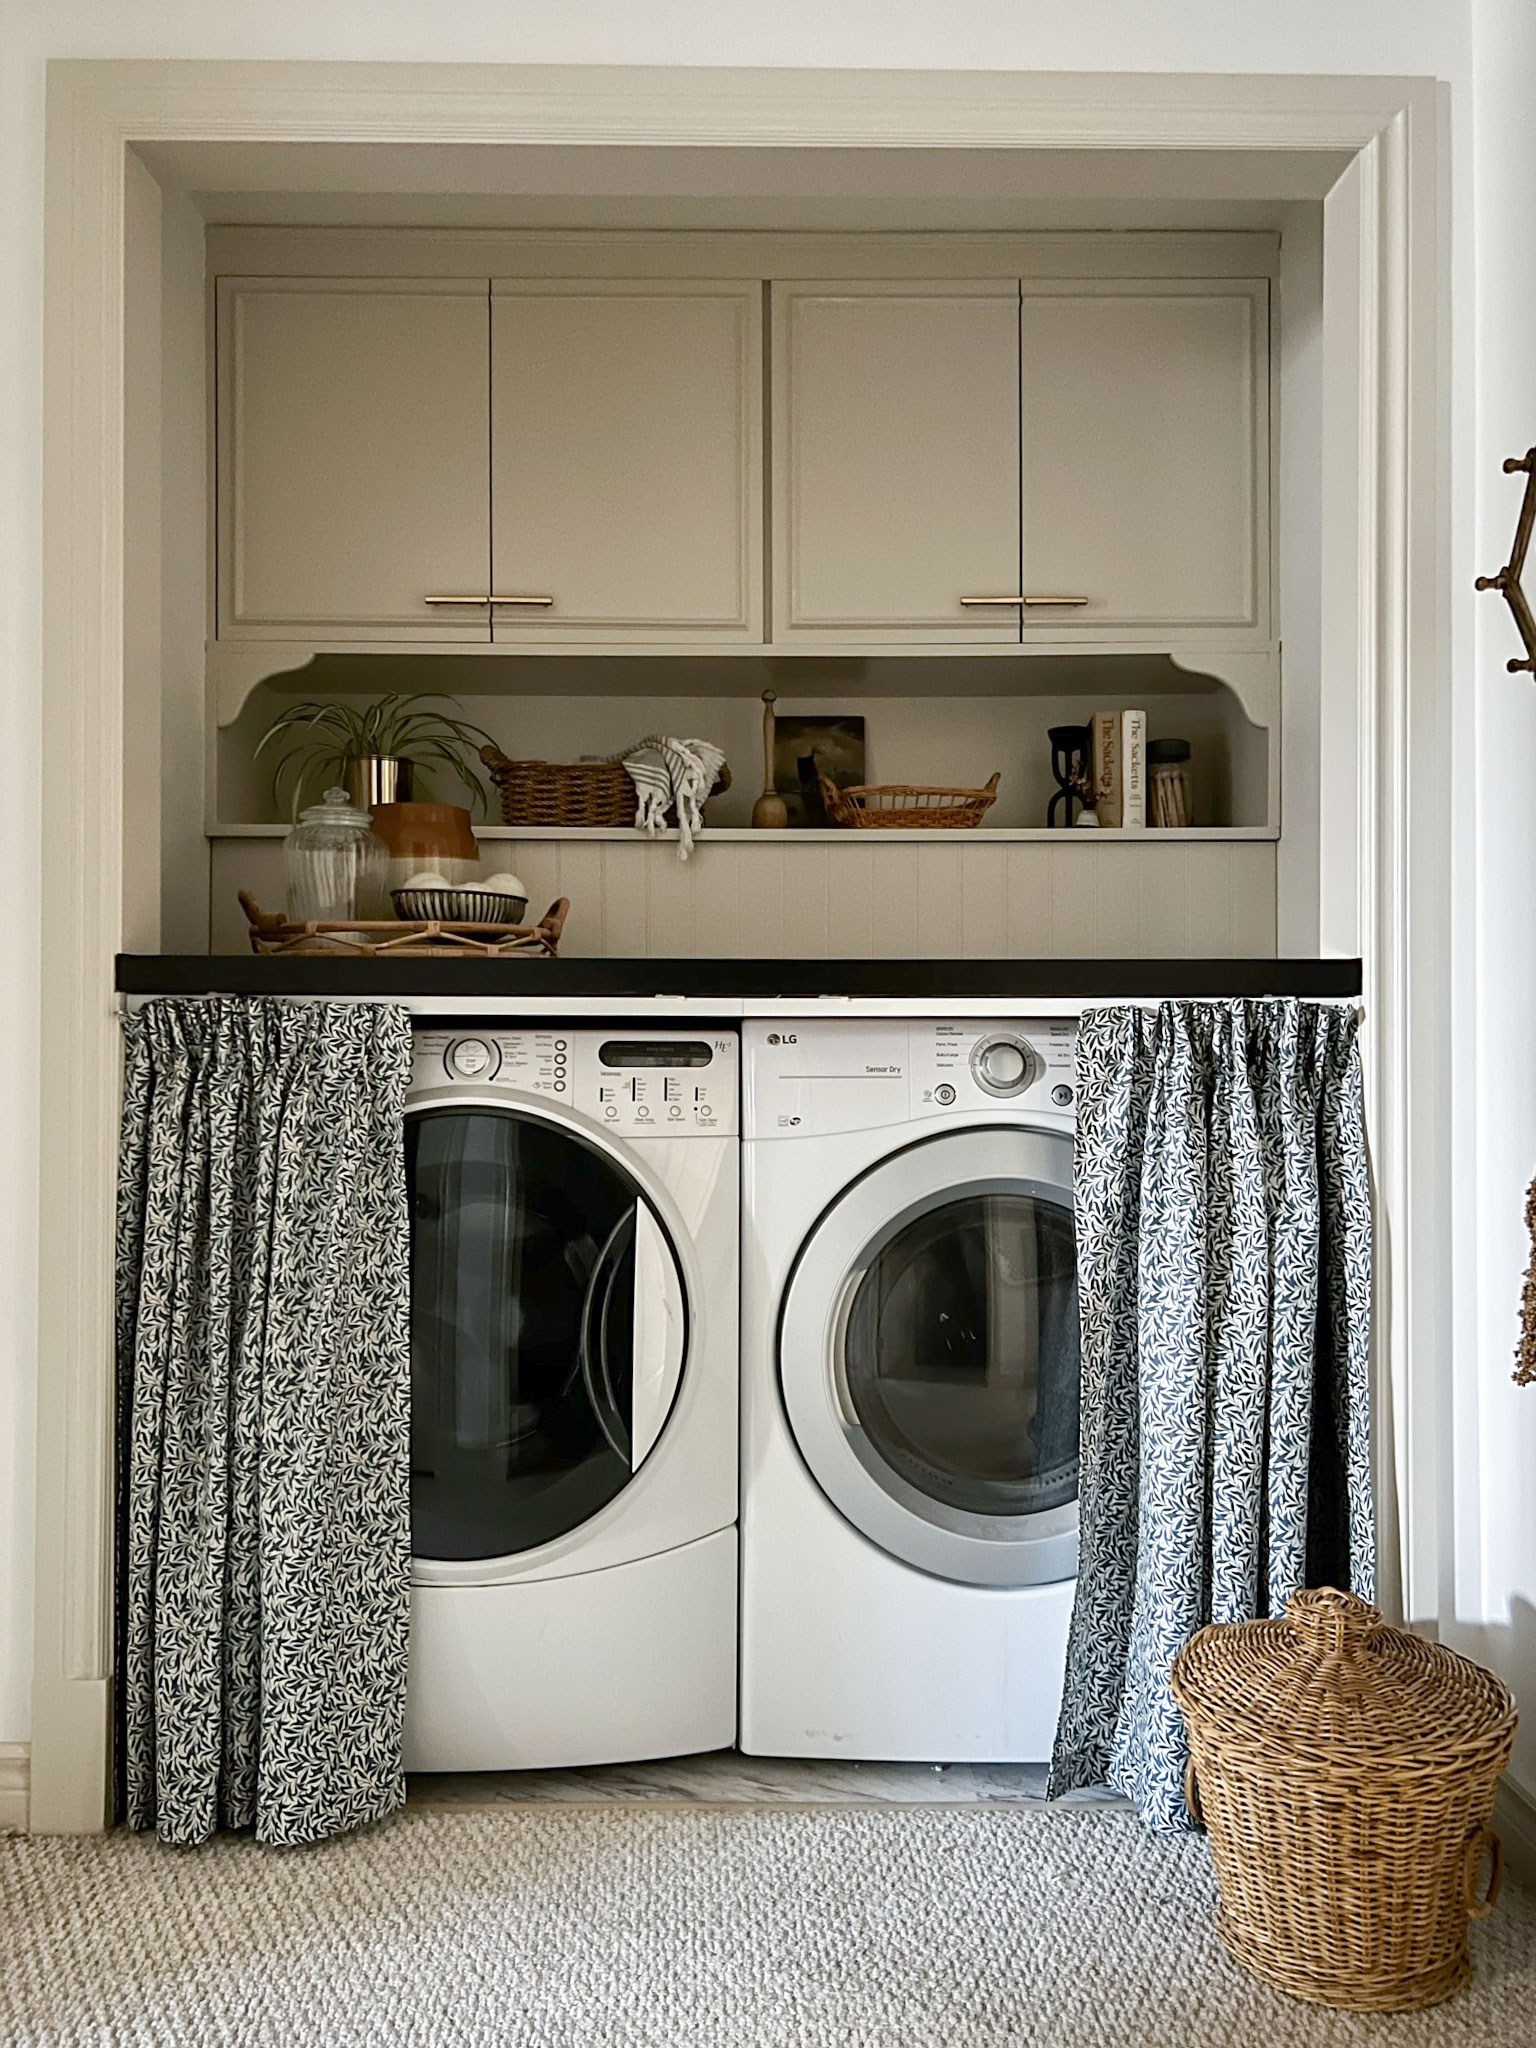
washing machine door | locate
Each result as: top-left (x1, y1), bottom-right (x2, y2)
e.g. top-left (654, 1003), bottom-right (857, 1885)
top-left (779, 1125), bottom-right (1078, 1587)
top-left (406, 1103), bottom-right (687, 1563)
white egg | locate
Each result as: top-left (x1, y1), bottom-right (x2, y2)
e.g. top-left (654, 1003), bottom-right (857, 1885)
top-left (480, 872), bottom-right (527, 897)
top-left (401, 870), bottom-right (450, 889)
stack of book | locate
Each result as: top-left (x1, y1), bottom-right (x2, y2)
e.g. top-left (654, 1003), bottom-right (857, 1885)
top-left (1089, 708), bottom-right (1147, 829)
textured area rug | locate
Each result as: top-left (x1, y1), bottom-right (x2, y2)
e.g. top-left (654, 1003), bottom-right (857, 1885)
top-left (1, 1807), bottom-right (1532, 2047)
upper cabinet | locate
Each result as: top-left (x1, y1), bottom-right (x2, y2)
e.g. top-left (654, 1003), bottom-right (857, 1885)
top-left (1017, 281), bottom-right (1267, 640)
top-left (217, 278), bottom-right (491, 642)
top-left (771, 282), bottom-right (1021, 642)
top-left (771, 273), bottom-right (1269, 649)
top-left (211, 237), bottom-right (1272, 669)
top-left (217, 275), bottom-right (762, 648)
top-left (490, 281), bottom-right (762, 642)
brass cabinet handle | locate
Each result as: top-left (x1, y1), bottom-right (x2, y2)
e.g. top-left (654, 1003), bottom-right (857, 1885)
top-left (959, 594), bottom-right (1091, 607)
top-left (424, 594), bottom-right (556, 607)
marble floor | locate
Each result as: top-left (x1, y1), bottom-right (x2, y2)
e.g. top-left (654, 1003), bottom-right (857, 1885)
top-left (408, 1750), bottom-right (1129, 1808)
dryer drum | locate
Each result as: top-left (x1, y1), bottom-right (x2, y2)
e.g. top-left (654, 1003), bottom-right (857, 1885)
top-left (779, 1124), bottom-right (1082, 1589)
top-left (842, 1188), bottom-right (1080, 1519)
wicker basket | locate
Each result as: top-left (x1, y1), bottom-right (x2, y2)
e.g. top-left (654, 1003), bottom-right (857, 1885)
top-left (817, 769), bottom-right (999, 830)
top-left (481, 743), bottom-right (730, 829)
top-left (1171, 1587), bottom-right (1517, 2012)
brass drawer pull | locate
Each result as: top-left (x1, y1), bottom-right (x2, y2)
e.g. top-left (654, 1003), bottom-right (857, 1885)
top-left (959, 594), bottom-right (1091, 608)
top-left (424, 594), bottom-right (556, 607)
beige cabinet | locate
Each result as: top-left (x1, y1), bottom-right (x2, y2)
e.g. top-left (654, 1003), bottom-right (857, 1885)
top-left (217, 278), bottom-right (491, 641)
top-left (1018, 281), bottom-right (1268, 638)
top-left (216, 258), bottom-right (1268, 656)
top-left (490, 281), bottom-right (762, 642)
top-left (218, 275), bottom-right (762, 647)
top-left (771, 282), bottom-right (1022, 642)
top-left (771, 274), bottom-right (1269, 647)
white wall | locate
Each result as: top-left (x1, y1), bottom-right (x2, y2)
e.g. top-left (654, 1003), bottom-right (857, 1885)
top-left (0, 3), bottom-right (1478, 1754)
top-left (1463, 0), bottom-right (1536, 1807)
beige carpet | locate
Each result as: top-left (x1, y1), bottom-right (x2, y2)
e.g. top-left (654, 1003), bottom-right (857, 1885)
top-left (1, 1807), bottom-right (1532, 2047)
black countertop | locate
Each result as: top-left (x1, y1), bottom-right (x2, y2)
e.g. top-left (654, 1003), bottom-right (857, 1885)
top-left (115, 956), bottom-right (1363, 1000)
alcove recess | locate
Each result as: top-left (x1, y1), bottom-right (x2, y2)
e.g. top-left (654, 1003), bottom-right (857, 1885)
top-left (212, 649), bottom-right (1276, 839)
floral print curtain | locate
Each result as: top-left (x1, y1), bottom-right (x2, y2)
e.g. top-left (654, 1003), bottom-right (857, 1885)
top-left (116, 998), bottom-right (413, 1847)
top-left (1049, 1000), bottom-right (1373, 1831)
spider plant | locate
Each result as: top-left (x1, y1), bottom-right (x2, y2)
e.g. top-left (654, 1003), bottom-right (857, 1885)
top-left (254, 692), bottom-right (497, 817)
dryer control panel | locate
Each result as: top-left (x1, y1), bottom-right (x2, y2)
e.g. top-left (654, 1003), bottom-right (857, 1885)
top-left (411, 1029), bottom-right (738, 1136)
top-left (745, 1018), bottom-right (1074, 1137)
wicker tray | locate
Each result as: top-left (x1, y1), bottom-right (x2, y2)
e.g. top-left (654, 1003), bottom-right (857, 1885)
top-left (817, 769), bottom-right (999, 829)
top-left (1172, 1587), bottom-right (1518, 2013)
top-left (240, 892), bottom-right (568, 959)
top-left (481, 743), bottom-right (730, 830)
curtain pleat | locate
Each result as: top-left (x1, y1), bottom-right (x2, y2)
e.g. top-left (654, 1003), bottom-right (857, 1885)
top-left (1048, 1000), bottom-right (1373, 1832)
top-left (117, 997), bottom-right (413, 1847)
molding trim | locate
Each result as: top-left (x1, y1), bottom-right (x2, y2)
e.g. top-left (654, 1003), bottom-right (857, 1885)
top-left (0, 1744), bottom-right (31, 1835)
top-left (37, 58), bottom-right (1442, 1829)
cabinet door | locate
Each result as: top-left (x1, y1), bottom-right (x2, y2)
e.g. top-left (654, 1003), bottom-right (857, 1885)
top-left (772, 282), bottom-right (1021, 642)
top-left (217, 278), bottom-right (491, 641)
top-left (1017, 281), bottom-right (1268, 638)
top-left (490, 281), bottom-right (762, 642)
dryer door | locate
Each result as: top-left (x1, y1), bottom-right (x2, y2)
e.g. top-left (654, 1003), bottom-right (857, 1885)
top-left (779, 1125), bottom-right (1078, 1587)
top-left (407, 1105), bottom-right (687, 1563)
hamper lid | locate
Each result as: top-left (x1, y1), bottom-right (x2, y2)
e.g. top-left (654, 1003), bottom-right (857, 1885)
top-left (1170, 1588), bottom-right (1517, 1765)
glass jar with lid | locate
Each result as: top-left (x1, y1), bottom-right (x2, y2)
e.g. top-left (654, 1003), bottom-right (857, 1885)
top-left (1148, 738), bottom-right (1193, 828)
top-left (283, 786), bottom-right (388, 922)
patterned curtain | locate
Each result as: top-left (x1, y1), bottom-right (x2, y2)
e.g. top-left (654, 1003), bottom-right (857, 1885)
top-left (1048, 1000), bottom-right (1373, 1831)
top-left (116, 998), bottom-right (414, 1847)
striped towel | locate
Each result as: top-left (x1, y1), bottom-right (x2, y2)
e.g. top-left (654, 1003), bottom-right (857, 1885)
top-left (619, 737), bottom-right (726, 860)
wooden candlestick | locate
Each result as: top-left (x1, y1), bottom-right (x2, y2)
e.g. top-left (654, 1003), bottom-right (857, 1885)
top-left (751, 690), bottom-right (788, 829)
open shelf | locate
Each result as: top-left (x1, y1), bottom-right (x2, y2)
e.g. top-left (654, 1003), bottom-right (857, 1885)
top-left (210, 822), bottom-right (1278, 843)
top-left (215, 649), bottom-right (1277, 836)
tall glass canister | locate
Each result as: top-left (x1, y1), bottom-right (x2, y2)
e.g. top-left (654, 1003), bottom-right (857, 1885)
top-left (283, 786), bottom-right (389, 921)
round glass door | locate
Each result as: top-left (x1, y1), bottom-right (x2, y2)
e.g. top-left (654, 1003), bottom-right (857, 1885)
top-left (407, 1105), bottom-right (686, 1563)
top-left (780, 1127), bottom-right (1079, 1587)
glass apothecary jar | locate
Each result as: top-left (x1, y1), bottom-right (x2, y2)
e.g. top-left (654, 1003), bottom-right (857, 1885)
top-left (283, 786), bottom-right (388, 922)
top-left (1148, 738), bottom-right (1194, 829)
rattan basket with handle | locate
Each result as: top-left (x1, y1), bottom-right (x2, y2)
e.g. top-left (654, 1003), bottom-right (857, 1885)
top-left (1171, 1587), bottom-right (1517, 2013)
top-left (817, 769), bottom-right (999, 830)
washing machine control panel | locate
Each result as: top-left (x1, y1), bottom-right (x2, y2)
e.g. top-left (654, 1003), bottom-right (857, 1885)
top-left (747, 1019), bottom-right (1074, 1135)
top-left (411, 1030), bottom-right (738, 1135)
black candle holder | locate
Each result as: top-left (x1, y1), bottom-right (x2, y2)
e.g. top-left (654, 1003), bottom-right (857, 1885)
top-left (1047, 724), bottom-right (1094, 828)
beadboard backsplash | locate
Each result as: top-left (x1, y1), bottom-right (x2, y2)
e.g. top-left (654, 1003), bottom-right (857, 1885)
top-left (211, 834), bottom-right (1276, 959)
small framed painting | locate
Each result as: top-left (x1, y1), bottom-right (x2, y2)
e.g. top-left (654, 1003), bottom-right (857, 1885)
top-left (774, 715), bottom-right (866, 826)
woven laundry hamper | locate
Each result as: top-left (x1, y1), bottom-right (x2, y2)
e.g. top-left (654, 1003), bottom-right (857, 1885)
top-left (1171, 1587), bottom-right (1517, 2012)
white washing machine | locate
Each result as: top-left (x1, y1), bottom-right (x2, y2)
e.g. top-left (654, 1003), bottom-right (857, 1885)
top-left (403, 1024), bottom-right (738, 1772)
top-left (741, 1016), bottom-right (1079, 1762)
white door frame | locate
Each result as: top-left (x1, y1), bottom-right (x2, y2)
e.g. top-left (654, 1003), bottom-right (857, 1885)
top-left (34, 61), bottom-right (1444, 1831)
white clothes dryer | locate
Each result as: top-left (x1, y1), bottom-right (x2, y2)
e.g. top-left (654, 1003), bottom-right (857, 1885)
top-left (403, 1025), bottom-right (738, 1772)
top-left (741, 1017), bottom-right (1079, 1762)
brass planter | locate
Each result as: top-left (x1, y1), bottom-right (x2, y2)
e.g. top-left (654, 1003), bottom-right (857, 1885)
top-left (343, 755), bottom-right (414, 808)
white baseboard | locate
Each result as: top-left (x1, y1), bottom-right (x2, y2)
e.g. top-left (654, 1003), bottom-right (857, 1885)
top-left (1496, 1772), bottom-right (1536, 1886)
top-left (0, 1743), bottom-right (29, 1834)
